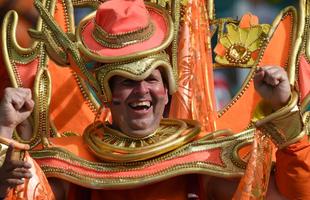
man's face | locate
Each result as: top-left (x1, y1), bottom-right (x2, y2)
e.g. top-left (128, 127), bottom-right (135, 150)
top-left (109, 69), bottom-right (169, 138)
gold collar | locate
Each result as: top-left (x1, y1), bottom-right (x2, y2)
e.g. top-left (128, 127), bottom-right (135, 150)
top-left (83, 119), bottom-right (200, 162)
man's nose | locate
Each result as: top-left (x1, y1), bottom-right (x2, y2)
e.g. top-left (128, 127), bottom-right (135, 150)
top-left (133, 81), bottom-right (149, 95)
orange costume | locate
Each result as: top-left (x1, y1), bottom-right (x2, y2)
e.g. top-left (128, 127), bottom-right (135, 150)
top-left (0, 0), bottom-right (309, 199)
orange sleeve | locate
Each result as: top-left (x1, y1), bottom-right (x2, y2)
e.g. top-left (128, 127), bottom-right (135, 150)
top-left (275, 136), bottom-right (310, 199)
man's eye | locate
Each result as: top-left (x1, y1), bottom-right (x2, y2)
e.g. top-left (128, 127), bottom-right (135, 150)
top-left (146, 77), bottom-right (159, 83)
top-left (122, 80), bottom-right (135, 86)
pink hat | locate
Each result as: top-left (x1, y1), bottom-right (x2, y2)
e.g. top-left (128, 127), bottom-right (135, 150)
top-left (77, 0), bottom-right (174, 63)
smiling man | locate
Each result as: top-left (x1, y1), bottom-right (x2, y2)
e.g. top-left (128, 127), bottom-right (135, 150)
top-left (0, 0), bottom-right (309, 199)
top-left (108, 69), bottom-right (169, 138)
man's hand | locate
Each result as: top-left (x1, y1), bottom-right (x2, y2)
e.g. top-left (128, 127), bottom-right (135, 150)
top-left (0, 144), bottom-right (32, 198)
top-left (254, 66), bottom-right (291, 110)
top-left (0, 88), bottom-right (34, 139)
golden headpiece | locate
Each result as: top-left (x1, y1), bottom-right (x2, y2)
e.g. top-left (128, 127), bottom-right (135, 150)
top-left (74, 0), bottom-right (177, 103)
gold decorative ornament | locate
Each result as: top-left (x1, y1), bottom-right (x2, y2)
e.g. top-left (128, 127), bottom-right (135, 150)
top-left (95, 52), bottom-right (177, 103)
top-left (214, 16), bottom-right (270, 67)
top-left (92, 20), bottom-right (155, 49)
top-left (30, 128), bottom-right (256, 189)
top-left (226, 43), bottom-right (252, 64)
top-left (255, 91), bottom-right (305, 149)
top-left (84, 119), bottom-right (200, 162)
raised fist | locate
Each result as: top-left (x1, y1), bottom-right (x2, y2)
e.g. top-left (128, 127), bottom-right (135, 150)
top-left (254, 66), bottom-right (291, 110)
top-left (0, 88), bottom-right (34, 139)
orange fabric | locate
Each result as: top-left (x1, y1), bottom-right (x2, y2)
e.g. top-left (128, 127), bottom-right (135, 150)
top-left (169, 0), bottom-right (216, 133)
top-left (216, 83), bottom-right (261, 133)
top-left (5, 152), bottom-right (55, 200)
top-left (15, 59), bottom-right (38, 89)
top-left (260, 14), bottom-right (292, 68)
top-left (42, 136), bottom-right (97, 161)
top-left (1, 1), bottom-right (308, 200)
top-left (48, 61), bottom-right (96, 134)
top-left (35, 148), bottom-right (223, 179)
top-left (8, 18), bottom-right (34, 48)
top-left (0, 0), bottom-right (96, 135)
top-left (68, 175), bottom-right (191, 200)
top-left (81, 0), bottom-right (170, 58)
top-left (239, 13), bottom-right (259, 28)
top-left (54, 0), bottom-right (67, 32)
top-left (216, 12), bottom-right (294, 133)
top-left (276, 136), bottom-right (310, 199)
top-left (46, 1), bottom-right (95, 134)
top-left (35, 136), bottom-right (224, 181)
top-left (299, 55), bottom-right (310, 101)
top-left (233, 130), bottom-right (274, 199)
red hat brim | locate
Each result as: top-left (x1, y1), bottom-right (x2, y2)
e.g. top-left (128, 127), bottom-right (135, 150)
top-left (77, 3), bottom-right (173, 63)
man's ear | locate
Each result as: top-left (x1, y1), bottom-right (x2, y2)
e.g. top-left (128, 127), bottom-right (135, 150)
top-left (164, 87), bottom-right (169, 105)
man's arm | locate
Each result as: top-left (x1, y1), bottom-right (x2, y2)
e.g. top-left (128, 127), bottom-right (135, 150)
top-left (254, 66), bottom-right (310, 199)
top-left (0, 87), bottom-right (34, 198)
top-left (0, 87), bottom-right (34, 140)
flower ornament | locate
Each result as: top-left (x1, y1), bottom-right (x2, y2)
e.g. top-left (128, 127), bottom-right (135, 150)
top-left (214, 14), bottom-right (270, 67)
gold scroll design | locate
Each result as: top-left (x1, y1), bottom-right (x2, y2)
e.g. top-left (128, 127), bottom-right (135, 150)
top-left (30, 0), bottom-right (105, 107)
top-left (290, 0), bottom-right (310, 113)
top-left (29, 0), bottom-right (102, 116)
top-left (214, 14), bottom-right (270, 67)
top-left (1, 0), bottom-right (58, 148)
top-left (28, 0), bottom-right (75, 66)
top-left (30, 128), bottom-right (254, 189)
top-left (83, 119), bottom-right (200, 162)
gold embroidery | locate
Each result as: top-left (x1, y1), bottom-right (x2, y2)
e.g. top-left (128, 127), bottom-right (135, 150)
top-left (95, 52), bottom-right (177, 103)
top-left (93, 119), bottom-right (186, 150)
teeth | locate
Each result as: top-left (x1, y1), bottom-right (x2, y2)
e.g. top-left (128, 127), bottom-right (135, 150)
top-left (129, 101), bottom-right (151, 108)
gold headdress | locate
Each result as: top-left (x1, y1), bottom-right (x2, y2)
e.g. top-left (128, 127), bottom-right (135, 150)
top-left (29, 0), bottom-right (177, 105)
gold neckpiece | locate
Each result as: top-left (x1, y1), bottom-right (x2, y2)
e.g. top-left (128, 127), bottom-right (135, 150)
top-left (83, 119), bottom-right (200, 162)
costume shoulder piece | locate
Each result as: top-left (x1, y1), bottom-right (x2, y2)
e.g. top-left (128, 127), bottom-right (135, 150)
top-left (30, 121), bottom-right (255, 189)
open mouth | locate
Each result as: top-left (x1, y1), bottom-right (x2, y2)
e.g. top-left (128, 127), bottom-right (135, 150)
top-left (128, 101), bottom-right (152, 111)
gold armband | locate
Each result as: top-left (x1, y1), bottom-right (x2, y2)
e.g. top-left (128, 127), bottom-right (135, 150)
top-left (0, 143), bottom-right (8, 166)
top-left (255, 91), bottom-right (305, 149)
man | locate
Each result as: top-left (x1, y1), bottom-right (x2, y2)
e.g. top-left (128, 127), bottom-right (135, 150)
top-left (0, 67), bottom-right (306, 199)
top-left (0, 0), bottom-right (309, 199)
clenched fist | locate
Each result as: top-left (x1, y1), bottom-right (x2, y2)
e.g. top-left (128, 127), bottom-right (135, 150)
top-left (254, 66), bottom-right (291, 110)
top-left (0, 88), bottom-right (34, 139)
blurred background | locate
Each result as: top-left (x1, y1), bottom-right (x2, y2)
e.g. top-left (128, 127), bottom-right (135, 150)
top-left (0, 0), bottom-right (298, 110)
